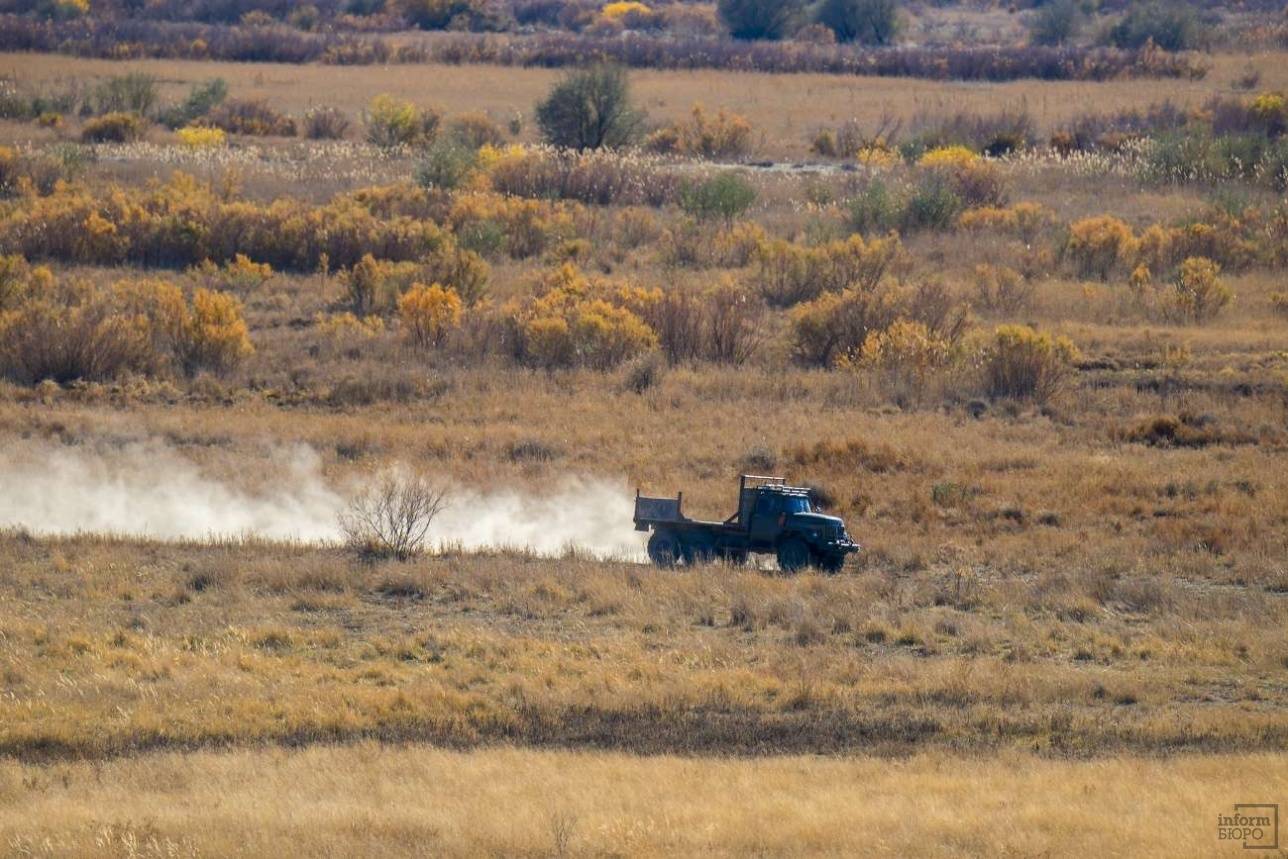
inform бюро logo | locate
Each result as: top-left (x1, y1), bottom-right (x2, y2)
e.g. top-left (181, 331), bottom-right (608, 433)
top-left (1218, 804), bottom-right (1279, 850)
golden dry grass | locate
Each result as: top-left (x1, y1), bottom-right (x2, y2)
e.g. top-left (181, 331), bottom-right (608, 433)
top-left (0, 533), bottom-right (1284, 761)
top-left (6, 51), bottom-right (1288, 158)
top-left (2, 41), bottom-right (1288, 856)
top-left (3, 744), bottom-right (1285, 857)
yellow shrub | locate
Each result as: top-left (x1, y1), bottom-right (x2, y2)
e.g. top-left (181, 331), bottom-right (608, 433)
top-left (315, 311), bottom-right (385, 340)
top-left (981, 324), bottom-right (1079, 403)
top-left (853, 319), bottom-right (954, 378)
top-left (193, 254), bottom-right (274, 290)
top-left (177, 126), bottom-right (227, 149)
top-left (398, 282), bottom-right (462, 348)
top-left (957, 202), bottom-right (1054, 243)
top-left (972, 263), bottom-right (1033, 315)
top-left (513, 263), bottom-right (658, 369)
top-left (0, 276), bottom-right (250, 383)
top-left (645, 105), bottom-right (753, 159)
top-left (754, 233), bottom-right (901, 308)
top-left (1169, 256), bottom-right (1232, 323)
top-left (1250, 91), bottom-right (1287, 124)
top-left (918, 146), bottom-right (979, 170)
top-left (856, 146), bottom-right (898, 168)
top-left (601, 1), bottom-right (650, 18)
top-left (1066, 215), bottom-right (1138, 280)
top-left (183, 288), bottom-right (253, 374)
top-left (0, 255), bottom-right (52, 311)
top-left (365, 95), bottom-right (439, 148)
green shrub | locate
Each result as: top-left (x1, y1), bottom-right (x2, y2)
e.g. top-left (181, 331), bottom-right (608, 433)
top-left (535, 64), bottom-right (644, 151)
top-left (817, 0), bottom-right (901, 46)
top-left (415, 139), bottom-right (478, 191)
top-left (678, 172), bottom-right (757, 224)
top-left (1106, 1), bottom-right (1201, 52)
top-left (903, 173), bottom-right (963, 232)
top-left (92, 72), bottom-right (158, 116)
top-left (157, 78), bottom-right (228, 129)
top-left (718, 0), bottom-right (803, 39)
top-left (847, 180), bottom-right (902, 234)
top-left (80, 112), bottom-right (147, 143)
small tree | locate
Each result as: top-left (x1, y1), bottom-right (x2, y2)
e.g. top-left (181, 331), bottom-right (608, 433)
top-left (817, 0), bottom-right (901, 45)
top-left (1028, 0), bottom-right (1082, 46)
top-left (341, 470), bottom-right (449, 561)
top-left (535, 65), bottom-right (644, 151)
top-left (718, 0), bottom-right (803, 39)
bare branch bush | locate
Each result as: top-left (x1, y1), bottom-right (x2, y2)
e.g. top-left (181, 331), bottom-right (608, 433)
top-left (341, 470), bottom-right (449, 561)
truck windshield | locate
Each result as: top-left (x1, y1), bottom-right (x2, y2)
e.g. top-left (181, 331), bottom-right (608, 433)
top-left (782, 496), bottom-right (811, 515)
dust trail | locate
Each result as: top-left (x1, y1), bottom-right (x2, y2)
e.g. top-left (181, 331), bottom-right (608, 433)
top-left (0, 440), bottom-right (645, 559)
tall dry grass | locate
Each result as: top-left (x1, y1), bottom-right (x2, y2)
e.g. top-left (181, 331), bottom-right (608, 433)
top-left (2, 744), bottom-right (1284, 857)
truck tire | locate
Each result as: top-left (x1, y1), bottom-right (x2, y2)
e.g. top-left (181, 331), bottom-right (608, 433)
top-left (647, 530), bottom-right (681, 568)
top-left (776, 538), bottom-right (812, 573)
top-left (682, 536), bottom-right (717, 566)
top-left (818, 554), bottom-right (846, 574)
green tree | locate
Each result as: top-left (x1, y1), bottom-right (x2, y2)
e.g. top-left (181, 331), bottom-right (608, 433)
top-left (1028, 0), bottom-right (1082, 47)
top-left (535, 65), bottom-right (644, 151)
top-left (717, 0), bottom-right (803, 40)
top-left (817, 0), bottom-right (901, 46)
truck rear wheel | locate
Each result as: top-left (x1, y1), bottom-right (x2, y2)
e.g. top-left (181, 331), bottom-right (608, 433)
top-left (776, 538), bottom-right (812, 573)
top-left (647, 531), bottom-right (681, 568)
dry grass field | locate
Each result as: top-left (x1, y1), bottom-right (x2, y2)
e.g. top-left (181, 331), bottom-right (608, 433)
top-left (6, 51), bottom-right (1288, 159)
top-left (1, 15), bottom-right (1287, 856)
top-left (4, 745), bottom-right (1285, 857)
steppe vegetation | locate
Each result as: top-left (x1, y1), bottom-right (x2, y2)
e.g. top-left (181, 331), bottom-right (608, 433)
top-left (0, 0), bottom-right (1286, 853)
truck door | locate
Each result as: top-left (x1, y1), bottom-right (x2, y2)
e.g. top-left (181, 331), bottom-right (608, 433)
top-left (747, 494), bottom-right (782, 547)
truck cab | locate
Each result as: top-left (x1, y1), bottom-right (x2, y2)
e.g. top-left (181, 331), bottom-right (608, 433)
top-left (634, 474), bottom-right (859, 573)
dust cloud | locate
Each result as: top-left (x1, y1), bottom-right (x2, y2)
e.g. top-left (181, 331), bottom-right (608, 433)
top-left (0, 440), bottom-right (645, 559)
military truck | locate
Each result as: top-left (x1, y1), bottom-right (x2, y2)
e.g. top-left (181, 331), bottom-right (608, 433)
top-left (633, 474), bottom-right (859, 572)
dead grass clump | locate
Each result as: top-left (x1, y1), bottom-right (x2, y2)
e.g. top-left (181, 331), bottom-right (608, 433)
top-left (790, 437), bottom-right (912, 473)
top-left (301, 105), bottom-right (351, 140)
top-left (1120, 413), bottom-right (1255, 448)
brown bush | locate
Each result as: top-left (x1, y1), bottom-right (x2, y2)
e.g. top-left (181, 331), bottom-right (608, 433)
top-left (301, 105), bottom-right (351, 140)
top-left (448, 112), bottom-right (505, 149)
top-left (207, 98), bottom-right (297, 136)
top-left (80, 112), bottom-right (147, 143)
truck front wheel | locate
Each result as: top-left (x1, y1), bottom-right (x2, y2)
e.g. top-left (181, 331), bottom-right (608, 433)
top-left (776, 538), bottom-right (812, 573)
top-left (647, 531), bottom-right (681, 568)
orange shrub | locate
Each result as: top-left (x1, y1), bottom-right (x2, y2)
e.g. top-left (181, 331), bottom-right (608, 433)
top-left (1066, 215), bottom-right (1138, 280)
top-left (398, 282), bottom-right (462, 348)
top-left (508, 263), bottom-right (658, 370)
